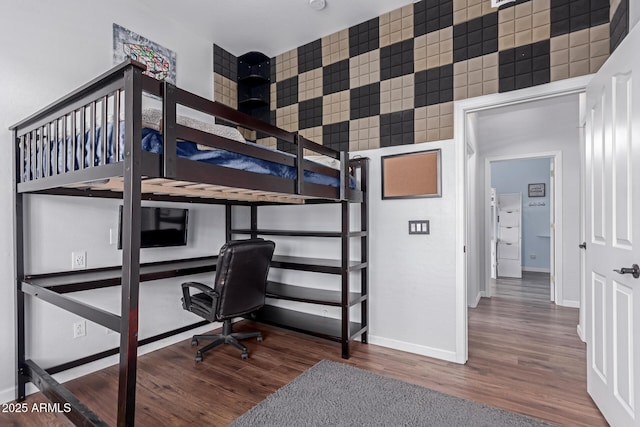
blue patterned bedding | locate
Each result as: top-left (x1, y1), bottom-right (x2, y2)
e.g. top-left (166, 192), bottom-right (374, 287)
top-left (34, 124), bottom-right (351, 189)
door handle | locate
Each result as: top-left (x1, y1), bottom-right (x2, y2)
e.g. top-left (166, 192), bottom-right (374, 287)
top-left (578, 242), bottom-right (586, 250)
top-left (613, 264), bottom-right (640, 279)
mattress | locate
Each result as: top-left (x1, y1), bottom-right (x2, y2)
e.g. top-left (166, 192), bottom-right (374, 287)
top-left (27, 122), bottom-right (351, 189)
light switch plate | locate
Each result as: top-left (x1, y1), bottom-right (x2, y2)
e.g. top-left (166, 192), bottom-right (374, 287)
top-left (408, 220), bottom-right (430, 235)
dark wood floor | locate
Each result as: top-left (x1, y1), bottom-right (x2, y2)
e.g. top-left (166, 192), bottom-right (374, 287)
top-left (492, 271), bottom-right (551, 302)
top-left (2, 297), bottom-right (606, 426)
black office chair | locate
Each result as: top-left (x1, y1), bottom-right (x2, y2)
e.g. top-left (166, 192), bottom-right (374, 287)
top-left (181, 239), bottom-right (275, 362)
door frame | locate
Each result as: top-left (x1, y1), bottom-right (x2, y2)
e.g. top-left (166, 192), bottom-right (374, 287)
top-left (484, 152), bottom-right (561, 302)
top-left (453, 75), bottom-right (593, 363)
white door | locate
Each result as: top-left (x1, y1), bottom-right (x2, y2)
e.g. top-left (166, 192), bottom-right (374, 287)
top-left (585, 22), bottom-right (640, 426)
top-left (490, 187), bottom-right (498, 279)
top-left (497, 193), bottom-right (522, 278)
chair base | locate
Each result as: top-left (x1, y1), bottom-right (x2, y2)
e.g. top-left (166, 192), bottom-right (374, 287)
top-left (191, 319), bottom-right (262, 362)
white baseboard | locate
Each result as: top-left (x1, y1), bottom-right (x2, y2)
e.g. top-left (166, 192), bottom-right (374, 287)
top-left (368, 335), bottom-right (459, 364)
top-left (0, 387), bottom-right (16, 406)
top-left (522, 266), bottom-right (551, 273)
top-left (577, 324), bottom-right (585, 342)
top-left (559, 299), bottom-right (580, 308)
top-left (2, 322), bottom-right (218, 403)
top-left (469, 291), bottom-right (485, 308)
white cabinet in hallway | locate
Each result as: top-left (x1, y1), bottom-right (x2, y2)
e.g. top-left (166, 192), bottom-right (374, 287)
top-left (497, 193), bottom-right (522, 278)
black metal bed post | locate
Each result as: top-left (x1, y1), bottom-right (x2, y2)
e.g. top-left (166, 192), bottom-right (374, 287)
top-left (250, 205), bottom-right (258, 239)
top-left (14, 129), bottom-right (27, 402)
top-left (359, 159), bottom-right (369, 344)
top-left (225, 205), bottom-right (232, 242)
top-left (340, 150), bottom-right (350, 358)
top-left (117, 64), bottom-right (144, 426)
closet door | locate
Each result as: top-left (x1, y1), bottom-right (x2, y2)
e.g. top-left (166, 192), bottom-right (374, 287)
top-left (497, 193), bottom-right (522, 278)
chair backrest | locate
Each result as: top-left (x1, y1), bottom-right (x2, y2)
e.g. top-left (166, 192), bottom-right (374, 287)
top-left (213, 239), bottom-right (275, 320)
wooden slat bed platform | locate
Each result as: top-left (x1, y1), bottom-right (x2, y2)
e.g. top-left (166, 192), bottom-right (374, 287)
top-left (64, 177), bottom-right (310, 204)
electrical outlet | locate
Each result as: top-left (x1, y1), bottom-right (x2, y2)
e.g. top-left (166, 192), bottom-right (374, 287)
top-left (73, 320), bottom-right (86, 338)
top-left (530, 254), bottom-right (537, 259)
top-left (71, 251), bottom-right (87, 269)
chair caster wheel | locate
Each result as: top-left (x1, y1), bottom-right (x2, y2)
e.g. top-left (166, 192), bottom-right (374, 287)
top-left (191, 338), bottom-right (198, 346)
top-left (257, 336), bottom-right (263, 343)
top-left (195, 354), bottom-right (203, 363)
top-left (241, 352), bottom-right (249, 360)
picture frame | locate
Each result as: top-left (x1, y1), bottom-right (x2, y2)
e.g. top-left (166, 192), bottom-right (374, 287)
top-left (528, 183), bottom-right (545, 197)
top-left (113, 23), bottom-right (176, 84)
top-left (381, 149), bottom-right (441, 199)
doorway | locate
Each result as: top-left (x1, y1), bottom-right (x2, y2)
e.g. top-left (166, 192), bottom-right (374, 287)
top-left (488, 156), bottom-right (555, 302)
top-left (453, 76), bottom-right (590, 363)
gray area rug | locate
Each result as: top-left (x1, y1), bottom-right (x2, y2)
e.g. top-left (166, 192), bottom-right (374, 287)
top-left (231, 360), bottom-right (554, 427)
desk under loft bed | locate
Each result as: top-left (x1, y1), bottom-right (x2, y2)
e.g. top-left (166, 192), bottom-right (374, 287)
top-left (11, 60), bottom-right (369, 426)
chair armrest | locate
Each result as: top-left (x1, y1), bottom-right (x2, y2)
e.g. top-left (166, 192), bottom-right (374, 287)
top-left (181, 281), bottom-right (218, 309)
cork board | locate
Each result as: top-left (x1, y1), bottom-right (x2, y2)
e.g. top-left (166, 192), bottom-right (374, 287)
top-left (381, 149), bottom-right (441, 199)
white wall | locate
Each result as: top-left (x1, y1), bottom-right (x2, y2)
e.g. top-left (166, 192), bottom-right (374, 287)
top-left (0, 0), bottom-right (215, 403)
top-left (491, 158), bottom-right (552, 271)
top-left (474, 94), bottom-right (581, 306)
top-left (254, 141), bottom-right (460, 361)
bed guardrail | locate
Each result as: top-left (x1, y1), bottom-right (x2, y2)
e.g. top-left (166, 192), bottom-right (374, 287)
top-left (12, 60), bottom-right (354, 201)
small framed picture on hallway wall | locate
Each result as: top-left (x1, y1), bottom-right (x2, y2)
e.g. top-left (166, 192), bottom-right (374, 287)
top-left (528, 183), bottom-right (545, 197)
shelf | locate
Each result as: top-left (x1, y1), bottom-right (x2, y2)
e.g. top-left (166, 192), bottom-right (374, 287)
top-left (238, 74), bottom-right (269, 84)
top-left (233, 228), bottom-right (368, 238)
top-left (248, 305), bottom-right (365, 342)
top-left (266, 281), bottom-right (365, 307)
top-left (23, 256), bottom-right (218, 294)
top-left (238, 98), bottom-right (269, 108)
top-left (21, 254), bottom-right (366, 293)
top-left (271, 255), bottom-right (367, 274)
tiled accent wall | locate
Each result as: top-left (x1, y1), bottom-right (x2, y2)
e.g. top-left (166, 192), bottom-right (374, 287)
top-left (213, 45), bottom-right (237, 109)
top-left (609, 0), bottom-right (629, 52)
top-left (215, 0), bottom-right (616, 153)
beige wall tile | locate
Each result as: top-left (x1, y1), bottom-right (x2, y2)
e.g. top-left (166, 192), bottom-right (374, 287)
top-left (590, 55), bottom-right (608, 73)
top-left (515, 16), bottom-right (532, 33)
top-left (276, 104), bottom-right (299, 132)
top-left (515, 30), bottom-right (532, 47)
top-left (569, 28), bottom-right (590, 47)
top-left (380, 75), bottom-right (414, 114)
top-left (569, 60), bottom-right (590, 78)
top-left (298, 68), bottom-right (323, 102)
top-left (322, 91), bottom-right (349, 124)
top-left (550, 34), bottom-right (569, 51)
top-left (550, 49), bottom-right (569, 67)
top-left (276, 48), bottom-right (298, 81)
top-left (349, 116), bottom-right (379, 150)
top-left (483, 79), bottom-right (498, 95)
top-left (590, 23), bottom-right (610, 42)
top-left (515, 1), bottom-right (532, 18)
top-left (569, 44), bottom-right (590, 62)
top-left (550, 64), bottom-right (569, 81)
top-left (256, 137), bottom-right (277, 150)
top-left (213, 74), bottom-right (238, 109)
top-left (532, 25), bottom-right (550, 43)
top-left (349, 50), bottom-right (380, 88)
top-left (380, 4), bottom-right (413, 47)
top-left (590, 39), bottom-right (609, 58)
top-left (532, 0), bottom-right (550, 13)
top-left (299, 126), bottom-right (323, 145)
top-left (499, 35), bottom-right (516, 51)
top-left (322, 28), bottom-right (349, 66)
top-left (454, 9), bottom-right (468, 25)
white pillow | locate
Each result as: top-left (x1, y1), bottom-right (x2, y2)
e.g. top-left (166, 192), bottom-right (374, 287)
top-left (304, 155), bottom-right (341, 170)
top-left (140, 108), bottom-right (246, 148)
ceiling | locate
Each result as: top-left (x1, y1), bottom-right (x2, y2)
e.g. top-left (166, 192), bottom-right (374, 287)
top-left (137, 0), bottom-right (419, 57)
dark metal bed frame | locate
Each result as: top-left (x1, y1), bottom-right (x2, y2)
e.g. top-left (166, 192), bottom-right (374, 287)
top-left (10, 61), bottom-right (369, 426)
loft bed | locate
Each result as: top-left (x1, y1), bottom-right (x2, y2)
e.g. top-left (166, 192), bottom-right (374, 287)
top-left (11, 60), bottom-right (369, 426)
